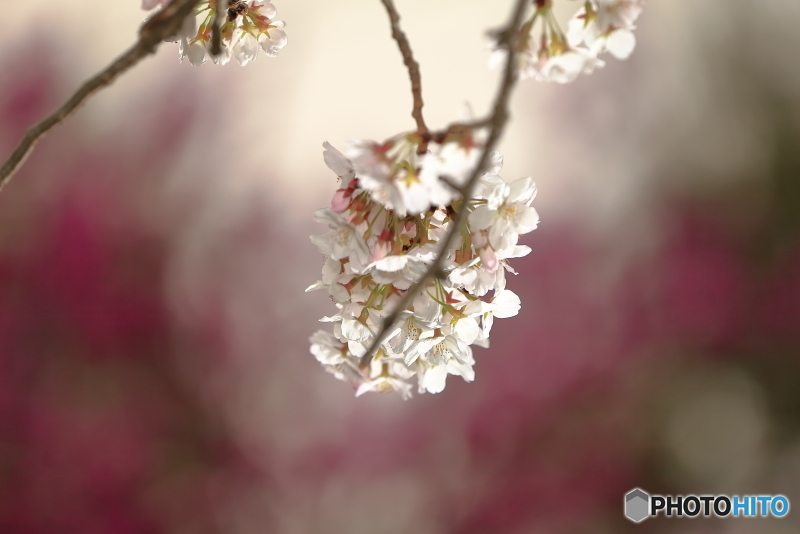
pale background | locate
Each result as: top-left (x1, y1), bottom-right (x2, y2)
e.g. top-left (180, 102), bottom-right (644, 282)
top-left (1, 1), bottom-right (799, 533)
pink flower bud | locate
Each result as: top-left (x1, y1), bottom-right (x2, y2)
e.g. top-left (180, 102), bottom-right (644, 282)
top-left (480, 246), bottom-right (498, 272)
top-left (331, 189), bottom-right (350, 212)
top-left (372, 240), bottom-right (391, 262)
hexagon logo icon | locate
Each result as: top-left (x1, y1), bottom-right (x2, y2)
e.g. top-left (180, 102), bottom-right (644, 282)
top-left (625, 488), bottom-right (650, 523)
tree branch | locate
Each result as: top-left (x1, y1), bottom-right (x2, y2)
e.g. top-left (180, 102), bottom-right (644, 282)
top-left (428, 118), bottom-right (492, 144)
top-left (0, 0), bottom-right (201, 193)
top-left (359, 0), bottom-right (530, 369)
top-left (210, 0), bottom-right (225, 56)
top-left (379, 0), bottom-right (428, 143)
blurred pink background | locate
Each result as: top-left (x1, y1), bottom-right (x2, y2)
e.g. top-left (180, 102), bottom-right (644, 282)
top-left (1, 1), bottom-right (799, 533)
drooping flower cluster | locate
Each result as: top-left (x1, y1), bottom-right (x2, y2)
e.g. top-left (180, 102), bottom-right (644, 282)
top-left (144, 0), bottom-right (287, 66)
top-left (490, 0), bottom-right (645, 83)
top-left (307, 130), bottom-right (539, 398)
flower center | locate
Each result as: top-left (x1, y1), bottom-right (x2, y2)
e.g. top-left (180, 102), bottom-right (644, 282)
top-left (334, 226), bottom-right (354, 246)
top-left (499, 204), bottom-right (518, 220)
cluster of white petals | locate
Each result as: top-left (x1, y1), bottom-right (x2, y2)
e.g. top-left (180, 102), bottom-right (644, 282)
top-left (308, 130), bottom-right (539, 398)
top-left (145, 0), bottom-right (287, 66)
top-left (490, 0), bottom-right (644, 83)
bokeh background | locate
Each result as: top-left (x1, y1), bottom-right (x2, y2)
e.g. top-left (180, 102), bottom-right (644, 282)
top-left (1, 0), bottom-right (799, 532)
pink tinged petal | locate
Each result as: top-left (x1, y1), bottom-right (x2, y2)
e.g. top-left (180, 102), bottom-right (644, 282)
top-left (372, 240), bottom-right (391, 262)
top-left (471, 230), bottom-right (488, 249)
top-left (469, 206), bottom-right (495, 231)
top-left (141, 0), bottom-right (163, 10)
top-left (606, 30), bottom-right (636, 59)
top-left (331, 189), bottom-right (350, 212)
top-left (493, 290), bottom-right (521, 318)
top-left (480, 246), bottom-right (498, 272)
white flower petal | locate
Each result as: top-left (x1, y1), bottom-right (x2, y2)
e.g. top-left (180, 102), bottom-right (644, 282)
top-left (492, 290), bottom-right (521, 318)
top-left (469, 205), bottom-right (495, 231)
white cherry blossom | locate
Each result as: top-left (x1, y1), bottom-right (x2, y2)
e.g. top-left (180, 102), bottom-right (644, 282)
top-left (568, 0), bottom-right (645, 60)
top-left (308, 138), bottom-right (538, 398)
top-left (154, 0), bottom-right (287, 66)
top-left (310, 209), bottom-right (370, 266)
top-left (469, 177), bottom-right (539, 255)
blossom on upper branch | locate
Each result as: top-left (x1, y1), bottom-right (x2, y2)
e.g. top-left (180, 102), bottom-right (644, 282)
top-left (307, 128), bottom-right (539, 398)
top-left (568, 0), bottom-right (645, 60)
top-left (147, 0), bottom-right (287, 66)
top-left (489, 0), bottom-right (645, 83)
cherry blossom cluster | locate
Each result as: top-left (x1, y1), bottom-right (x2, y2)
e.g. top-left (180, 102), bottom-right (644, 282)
top-left (143, 0), bottom-right (287, 66)
top-left (490, 0), bottom-right (645, 83)
top-left (307, 131), bottom-right (539, 398)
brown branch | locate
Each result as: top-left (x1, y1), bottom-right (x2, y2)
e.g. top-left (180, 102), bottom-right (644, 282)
top-left (210, 0), bottom-right (225, 56)
top-left (379, 0), bottom-right (428, 143)
top-left (0, 0), bottom-right (201, 193)
top-left (428, 118), bottom-right (492, 144)
top-left (359, 0), bottom-right (530, 369)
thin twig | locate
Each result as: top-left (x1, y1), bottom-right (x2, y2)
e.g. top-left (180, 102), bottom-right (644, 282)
top-left (359, 0), bottom-right (530, 369)
top-left (428, 118), bottom-right (492, 144)
top-left (0, 0), bottom-right (201, 192)
top-left (210, 0), bottom-right (225, 56)
top-left (379, 0), bottom-right (428, 144)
